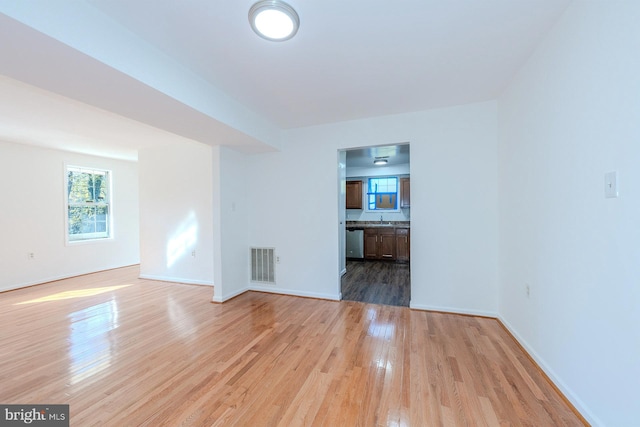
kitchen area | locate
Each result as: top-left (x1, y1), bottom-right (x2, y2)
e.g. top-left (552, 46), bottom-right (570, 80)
top-left (341, 144), bottom-right (410, 307)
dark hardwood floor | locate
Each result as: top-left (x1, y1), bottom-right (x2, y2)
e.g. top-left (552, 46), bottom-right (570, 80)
top-left (341, 260), bottom-right (410, 307)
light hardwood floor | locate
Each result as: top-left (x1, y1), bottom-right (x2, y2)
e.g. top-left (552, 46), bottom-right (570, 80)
top-left (0, 266), bottom-right (585, 426)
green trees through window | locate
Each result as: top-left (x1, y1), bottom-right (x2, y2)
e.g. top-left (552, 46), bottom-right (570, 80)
top-left (66, 166), bottom-right (111, 241)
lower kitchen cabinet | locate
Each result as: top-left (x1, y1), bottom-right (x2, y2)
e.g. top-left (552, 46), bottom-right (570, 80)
top-left (364, 228), bottom-right (379, 259)
top-left (395, 228), bottom-right (410, 262)
top-left (378, 228), bottom-right (396, 260)
top-left (364, 227), bottom-right (408, 261)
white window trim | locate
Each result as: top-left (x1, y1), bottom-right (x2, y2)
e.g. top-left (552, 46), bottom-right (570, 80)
top-left (64, 163), bottom-right (114, 245)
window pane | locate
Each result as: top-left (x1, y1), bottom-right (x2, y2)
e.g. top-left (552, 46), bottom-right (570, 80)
top-left (367, 177), bottom-right (398, 210)
top-left (86, 207), bottom-right (97, 233)
top-left (68, 169), bottom-right (109, 203)
top-left (68, 171), bottom-right (91, 203)
top-left (95, 206), bottom-right (109, 233)
top-left (68, 206), bottom-right (85, 235)
top-left (66, 166), bottom-right (111, 241)
top-left (375, 193), bottom-right (397, 209)
top-left (90, 172), bottom-right (108, 202)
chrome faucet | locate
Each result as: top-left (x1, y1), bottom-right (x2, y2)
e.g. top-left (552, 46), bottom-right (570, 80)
top-left (380, 215), bottom-right (383, 224)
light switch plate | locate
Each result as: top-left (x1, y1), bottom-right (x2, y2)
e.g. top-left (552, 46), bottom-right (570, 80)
top-left (605, 171), bottom-right (618, 198)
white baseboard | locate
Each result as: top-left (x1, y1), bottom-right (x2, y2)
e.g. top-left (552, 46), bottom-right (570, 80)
top-left (498, 316), bottom-right (599, 426)
top-left (410, 303), bottom-right (497, 318)
top-left (212, 286), bottom-right (250, 303)
top-left (0, 264), bottom-right (138, 293)
top-left (139, 274), bottom-right (213, 287)
top-left (249, 284), bottom-right (340, 301)
top-left (409, 305), bottom-right (595, 424)
top-left (212, 285), bottom-right (340, 303)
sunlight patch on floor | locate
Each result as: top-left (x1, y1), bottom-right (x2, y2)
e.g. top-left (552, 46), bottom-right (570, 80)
top-left (14, 284), bottom-right (132, 305)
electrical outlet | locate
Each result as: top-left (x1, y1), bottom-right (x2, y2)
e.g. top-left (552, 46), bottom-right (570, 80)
top-left (191, 250), bottom-right (196, 257)
top-left (27, 252), bottom-right (35, 260)
top-left (276, 256), bottom-right (280, 264)
top-left (525, 283), bottom-right (530, 298)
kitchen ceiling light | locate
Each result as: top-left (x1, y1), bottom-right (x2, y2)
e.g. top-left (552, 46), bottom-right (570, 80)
top-left (249, 0), bottom-right (299, 42)
top-left (373, 158), bottom-right (388, 165)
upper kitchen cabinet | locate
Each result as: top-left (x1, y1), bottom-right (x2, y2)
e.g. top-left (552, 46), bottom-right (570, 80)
top-left (346, 180), bottom-right (363, 209)
top-left (400, 178), bottom-right (410, 208)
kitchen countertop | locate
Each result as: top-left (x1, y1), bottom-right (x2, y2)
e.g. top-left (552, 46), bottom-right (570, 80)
top-left (346, 221), bottom-right (410, 229)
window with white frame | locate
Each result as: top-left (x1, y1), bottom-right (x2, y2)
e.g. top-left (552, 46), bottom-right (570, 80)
top-left (66, 166), bottom-right (111, 242)
top-left (367, 177), bottom-right (398, 210)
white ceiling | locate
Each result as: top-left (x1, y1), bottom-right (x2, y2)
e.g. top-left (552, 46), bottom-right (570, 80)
top-left (346, 144), bottom-right (410, 168)
top-left (0, 0), bottom-right (571, 159)
top-left (87, 0), bottom-right (570, 128)
top-left (0, 75), bottom-right (201, 160)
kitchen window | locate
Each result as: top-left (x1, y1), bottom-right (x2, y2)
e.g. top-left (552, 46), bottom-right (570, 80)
top-left (367, 177), bottom-right (398, 210)
top-left (65, 166), bottom-right (111, 242)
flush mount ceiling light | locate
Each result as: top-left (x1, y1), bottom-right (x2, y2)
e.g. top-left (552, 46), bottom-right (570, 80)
top-left (249, 0), bottom-right (299, 41)
top-left (373, 157), bottom-right (388, 165)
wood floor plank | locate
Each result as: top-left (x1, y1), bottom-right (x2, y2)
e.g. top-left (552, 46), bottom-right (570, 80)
top-left (0, 266), bottom-right (586, 426)
top-left (341, 260), bottom-right (410, 307)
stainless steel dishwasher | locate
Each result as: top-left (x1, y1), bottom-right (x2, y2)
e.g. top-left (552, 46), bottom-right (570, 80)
top-left (346, 228), bottom-right (364, 259)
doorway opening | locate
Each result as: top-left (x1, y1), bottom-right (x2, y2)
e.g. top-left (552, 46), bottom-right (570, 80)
top-left (339, 143), bottom-right (410, 307)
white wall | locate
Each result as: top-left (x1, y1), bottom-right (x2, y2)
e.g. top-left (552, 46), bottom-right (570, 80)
top-left (138, 142), bottom-right (214, 285)
top-left (247, 101), bottom-right (499, 314)
top-left (0, 140), bottom-right (139, 291)
top-left (498, 1), bottom-right (640, 425)
top-left (211, 146), bottom-right (250, 301)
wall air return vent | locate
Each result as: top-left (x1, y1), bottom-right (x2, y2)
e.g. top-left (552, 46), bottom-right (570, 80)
top-left (251, 248), bottom-right (276, 284)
